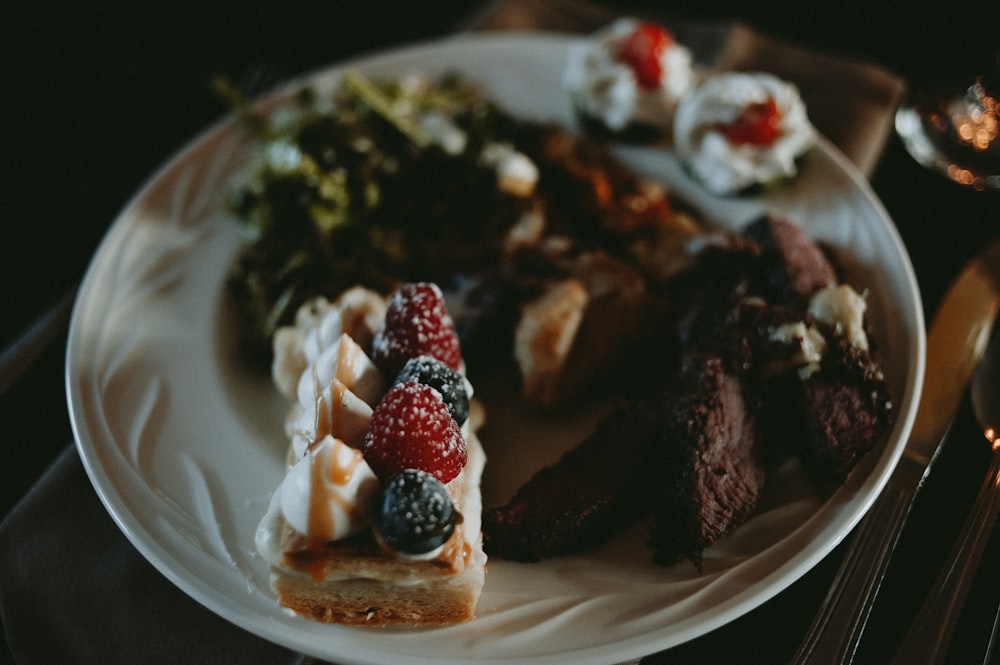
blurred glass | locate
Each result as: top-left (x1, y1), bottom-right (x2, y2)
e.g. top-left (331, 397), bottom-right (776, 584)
top-left (896, 53), bottom-right (1000, 191)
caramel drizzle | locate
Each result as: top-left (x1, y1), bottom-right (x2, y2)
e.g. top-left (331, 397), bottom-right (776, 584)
top-left (311, 380), bottom-right (350, 452)
top-left (285, 334), bottom-right (380, 580)
top-left (305, 439), bottom-right (366, 563)
top-left (305, 335), bottom-right (362, 456)
top-left (334, 334), bottom-right (360, 388)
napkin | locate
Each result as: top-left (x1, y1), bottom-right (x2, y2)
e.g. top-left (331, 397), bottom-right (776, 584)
top-left (468, 0), bottom-right (907, 177)
top-left (0, 447), bottom-right (308, 665)
top-left (0, 2), bottom-right (908, 664)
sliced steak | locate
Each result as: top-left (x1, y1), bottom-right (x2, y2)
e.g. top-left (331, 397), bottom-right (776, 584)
top-left (767, 339), bottom-right (893, 497)
top-left (743, 212), bottom-right (838, 303)
top-left (482, 404), bottom-right (660, 562)
top-left (647, 354), bottom-right (767, 568)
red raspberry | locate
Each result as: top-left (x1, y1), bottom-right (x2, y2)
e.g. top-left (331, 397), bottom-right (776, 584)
top-left (617, 22), bottom-right (673, 90)
top-left (371, 282), bottom-right (462, 376)
top-left (362, 381), bottom-right (467, 484)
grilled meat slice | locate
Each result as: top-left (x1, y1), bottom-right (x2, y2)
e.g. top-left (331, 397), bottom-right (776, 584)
top-left (743, 212), bottom-right (838, 304)
top-left (765, 339), bottom-right (893, 497)
top-left (482, 405), bottom-right (660, 562)
top-left (647, 354), bottom-right (766, 568)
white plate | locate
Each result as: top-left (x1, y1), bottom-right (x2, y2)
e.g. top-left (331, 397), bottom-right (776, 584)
top-left (66, 34), bottom-right (925, 665)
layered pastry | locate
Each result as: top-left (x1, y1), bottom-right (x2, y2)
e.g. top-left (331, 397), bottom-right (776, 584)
top-left (564, 17), bottom-right (695, 137)
top-left (673, 72), bottom-right (815, 195)
top-left (256, 282), bottom-right (487, 626)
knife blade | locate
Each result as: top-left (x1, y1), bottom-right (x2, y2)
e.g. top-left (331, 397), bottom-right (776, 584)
top-left (790, 240), bottom-right (1000, 665)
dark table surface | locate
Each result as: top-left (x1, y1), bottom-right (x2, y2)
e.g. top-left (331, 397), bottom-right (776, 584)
top-left (3, 1), bottom-right (1000, 663)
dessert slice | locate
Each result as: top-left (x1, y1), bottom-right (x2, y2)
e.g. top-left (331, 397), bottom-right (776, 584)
top-left (256, 430), bottom-right (487, 625)
top-left (256, 282), bottom-right (487, 626)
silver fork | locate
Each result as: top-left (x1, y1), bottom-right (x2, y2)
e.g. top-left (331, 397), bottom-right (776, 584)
top-left (889, 319), bottom-right (1000, 664)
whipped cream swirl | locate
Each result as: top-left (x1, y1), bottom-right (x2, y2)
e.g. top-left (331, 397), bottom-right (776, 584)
top-left (564, 17), bottom-right (695, 132)
top-left (673, 71), bottom-right (815, 195)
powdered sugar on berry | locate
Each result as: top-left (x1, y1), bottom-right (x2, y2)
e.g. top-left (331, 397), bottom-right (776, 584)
top-left (362, 381), bottom-right (467, 484)
top-left (371, 282), bottom-right (464, 376)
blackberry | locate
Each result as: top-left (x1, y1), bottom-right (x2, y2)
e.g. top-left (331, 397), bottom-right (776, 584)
top-left (377, 469), bottom-right (462, 555)
top-left (394, 355), bottom-right (470, 425)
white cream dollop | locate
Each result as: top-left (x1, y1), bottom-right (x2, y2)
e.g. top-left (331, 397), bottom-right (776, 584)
top-left (808, 284), bottom-right (869, 351)
top-left (296, 333), bottom-right (385, 409)
top-left (479, 142), bottom-right (539, 198)
top-left (673, 71), bottom-right (815, 195)
top-left (284, 333), bottom-right (384, 459)
top-left (769, 320), bottom-right (828, 379)
top-left (271, 287), bottom-right (387, 398)
top-left (286, 378), bottom-right (374, 459)
top-left (564, 17), bottom-right (695, 132)
top-left (277, 434), bottom-right (381, 542)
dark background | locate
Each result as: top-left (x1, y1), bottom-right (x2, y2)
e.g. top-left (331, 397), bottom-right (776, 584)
top-left (3, 0), bottom-right (997, 352)
top-left (3, 1), bottom-right (1000, 663)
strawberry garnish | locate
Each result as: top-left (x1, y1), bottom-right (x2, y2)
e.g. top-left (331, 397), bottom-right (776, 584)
top-left (362, 381), bottom-right (467, 484)
top-left (617, 22), bottom-right (673, 90)
top-left (718, 98), bottom-right (783, 146)
top-left (371, 282), bottom-right (462, 376)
